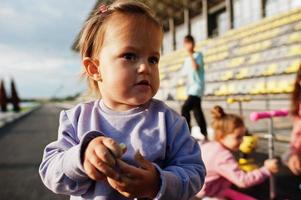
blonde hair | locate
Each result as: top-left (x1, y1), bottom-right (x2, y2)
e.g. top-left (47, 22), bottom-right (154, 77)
top-left (211, 105), bottom-right (244, 141)
top-left (77, 0), bottom-right (162, 98)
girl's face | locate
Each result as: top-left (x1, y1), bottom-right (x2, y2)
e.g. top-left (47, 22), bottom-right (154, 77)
top-left (220, 126), bottom-right (246, 151)
top-left (97, 14), bottom-right (162, 111)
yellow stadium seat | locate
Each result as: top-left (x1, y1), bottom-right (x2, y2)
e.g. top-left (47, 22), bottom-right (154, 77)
top-left (205, 43), bottom-right (228, 55)
top-left (240, 28), bottom-right (280, 46)
top-left (272, 17), bottom-right (289, 28)
top-left (229, 57), bottom-right (245, 68)
top-left (159, 73), bottom-right (166, 80)
top-left (274, 81), bottom-right (285, 94)
top-left (262, 63), bottom-right (278, 76)
top-left (275, 80), bottom-right (285, 93)
top-left (175, 86), bottom-right (187, 100)
top-left (159, 61), bottom-right (168, 68)
top-left (238, 40), bottom-right (271, 55)
top-left (283, 81), bottom-right (294, 93)
top-left (288, 32), bottom-right (301, 43)
top-left (227, 83), bottom-right (236, 95)
top-left (251, 82), bottom-right (266, 95)
top-left (295, 21), bottom-right (301, 30)
top-left (205, 84), bottom-right (220, 96)
top-left (167, 63), bottom-right (182, 72)
top-left (177, 78), bottom-right (185, 86)
top-left (285, 60), bottom-right (301, 73)
top-left (288, 45), bottom-right (301, 57)
top-left (215, 84), bottom-right (228, 96)
top-left (266, 80), bottom-right (277, 93)
top-left (248, 54), bottom-right (261, 64)
top-left (236, 68), bottom-right (249, 79)
top-left (289, 12), bottom-right (301, 23)
top-left (260, 40), bottom-right (272, 51)
top-left (205, 51), bottom-right (229, 63)
top-left (221, 71), bottom-right (234, 81)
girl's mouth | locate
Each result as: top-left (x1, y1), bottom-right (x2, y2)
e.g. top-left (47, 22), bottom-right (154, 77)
top-left (135, 80), bottom-right (150, 86)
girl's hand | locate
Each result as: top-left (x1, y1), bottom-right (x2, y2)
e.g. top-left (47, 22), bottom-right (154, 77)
top-left (107, 151), bottom-right (160, 199)
top-left (83, 136), bottom-right (125, 181)
top-left (264, 159), bottom-right (279, 174)
top-left (288, 154), bottom-right (301, 175)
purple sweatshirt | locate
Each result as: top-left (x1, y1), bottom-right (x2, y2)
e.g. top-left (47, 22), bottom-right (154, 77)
top-left (39, 99), bottom-right (205, 200)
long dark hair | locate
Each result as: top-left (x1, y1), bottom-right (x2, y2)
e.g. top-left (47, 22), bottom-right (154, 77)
top-left (291, 64), bottom-right (301, 117)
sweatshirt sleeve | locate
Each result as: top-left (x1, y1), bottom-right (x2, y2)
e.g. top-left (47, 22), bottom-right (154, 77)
top-left (154, 117), bottom-right (206, 200)
top-left (39, 110), bottom-right (100, 196)
top-left (215, 150), bottom-right (270, 188)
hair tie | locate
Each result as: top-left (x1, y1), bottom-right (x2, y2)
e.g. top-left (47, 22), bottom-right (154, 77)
top-left (99, 4), bottom-right (108, 14)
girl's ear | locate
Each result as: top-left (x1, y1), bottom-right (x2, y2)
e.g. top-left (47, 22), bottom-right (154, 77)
top-left (82, 57), bottom-right (102, 81)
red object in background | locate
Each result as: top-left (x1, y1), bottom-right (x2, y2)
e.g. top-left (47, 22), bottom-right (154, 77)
top-left (10, 79), bottom-right (20, 112)
top-left (0, 79), bottom-right (8, 112)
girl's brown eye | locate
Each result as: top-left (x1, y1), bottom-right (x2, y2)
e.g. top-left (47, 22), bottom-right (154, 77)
top-left (148, 56), bottom-right (159, 64)
top-left (123, 53), bottom-right (137, 61)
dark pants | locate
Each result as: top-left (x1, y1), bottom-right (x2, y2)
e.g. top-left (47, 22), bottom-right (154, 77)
top-left (181, 95), bottom-right (207, 137)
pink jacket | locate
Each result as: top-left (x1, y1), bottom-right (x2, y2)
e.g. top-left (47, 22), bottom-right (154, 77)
top-left (290, 117), bottom-right (301, 154)
top-left (197, 141), bottom-right (271, 198)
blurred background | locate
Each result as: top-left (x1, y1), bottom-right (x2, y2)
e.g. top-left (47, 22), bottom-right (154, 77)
top-left (0, 0), bottom-right (301, 199)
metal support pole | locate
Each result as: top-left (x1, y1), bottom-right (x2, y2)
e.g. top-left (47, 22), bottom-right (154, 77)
top-left (169, 17), bottom-right (176, 51)
top-left (184, 9), bottom-right (191, 34)
top-left (226, 0), bottom-right (234, 29)
top-left (202, 0), bottom-right (209, 39)
top-left (260, 0), bottom-right (266, 18)
top-left (268, 117), bottom-right (276, 200)
top-left (238, 101), bottom-right (243, 117)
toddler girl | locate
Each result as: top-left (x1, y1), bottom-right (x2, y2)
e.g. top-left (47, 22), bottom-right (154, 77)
top-left (39, 1), bottom-right (205, 200)
top-left (195, 106), bottom-right (278, 200)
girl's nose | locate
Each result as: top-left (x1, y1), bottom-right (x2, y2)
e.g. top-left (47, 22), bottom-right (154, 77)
top-left (137, 62), bottom-right (150, 74)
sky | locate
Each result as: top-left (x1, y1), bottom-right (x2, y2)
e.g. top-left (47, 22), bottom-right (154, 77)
top-left (0, 0), bottom-right (96, 99)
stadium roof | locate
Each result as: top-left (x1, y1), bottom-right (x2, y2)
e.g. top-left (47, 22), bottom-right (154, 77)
top-left (72, 0), bottom-right (225, 51)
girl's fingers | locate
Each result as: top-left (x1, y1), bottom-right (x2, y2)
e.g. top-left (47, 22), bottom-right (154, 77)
top-left (117, 159), bottom-right (141, 176)
top-left (118, 191), bottom-right (134, 198)
top-left (134, 150), bottom-right (153, 170)
top-left (89, 153), bottom-right (119, 179)
top-left (94, 144), bottom-right (116, 167)
top-left (107, 176), bottom-right (127, 189)
top-left (102, 137), bottom-right (123, 158)
top-left (107, 175), bottom-right (135, 194)
top-left (83, 160), bottom-right (106, 181)
top-left (109, 179), bottom-right (134, 198)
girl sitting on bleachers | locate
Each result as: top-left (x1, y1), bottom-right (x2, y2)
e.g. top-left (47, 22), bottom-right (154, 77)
top-left (195, 106), bottom-right (278, 200)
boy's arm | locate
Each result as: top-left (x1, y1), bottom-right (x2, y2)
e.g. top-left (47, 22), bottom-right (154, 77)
top-left (154, 117), bottom-right (206, 200)
top-left (189, 53), bottom-right (199, 71)
top-left (39, 110), bottom-right (97, 196)
top-left (190, 52), bottom-right (204, 71)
